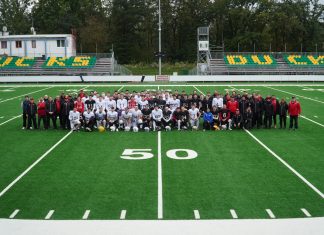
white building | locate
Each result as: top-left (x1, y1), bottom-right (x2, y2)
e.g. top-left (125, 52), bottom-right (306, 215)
top-left (0, 33), bottom-right (76, 58)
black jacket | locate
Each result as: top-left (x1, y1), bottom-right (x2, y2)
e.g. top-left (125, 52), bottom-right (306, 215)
top-left (46, 100), bottom-right (56, 114)
top-left (264, 100), bottom-right (274, 116)
top-left (61, 101), bottom-right (72, 116)
top-left (27, 103), bottom-right (37, 116)
top-left (251, 99), bottom-right (263, 114)
top-left (278, 102), bottom-right (288, 116)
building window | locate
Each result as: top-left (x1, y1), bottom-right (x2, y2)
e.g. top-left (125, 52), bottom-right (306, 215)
top-left (57, 40), bottom-right (65, 48)
top-left (16, 41), bottom-right (22, 48)
top-left (31, 40), bottom-right (36, 48)
top-left (1, 41), bottom-right (7, 49)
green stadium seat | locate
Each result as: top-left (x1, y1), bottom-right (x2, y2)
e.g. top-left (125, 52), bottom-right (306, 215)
top-left (284, 55), bottom-right (324, 66)
top-left (224, 54), bottom-right (277, 66)
top-left (42, 56), bottom-right (97, 68)
top-left (0, 57), bottom-right (35, 69)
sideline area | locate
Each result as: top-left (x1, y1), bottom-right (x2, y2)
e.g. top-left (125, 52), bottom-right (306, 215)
top-left (1, 217), bottom-right (323, 235)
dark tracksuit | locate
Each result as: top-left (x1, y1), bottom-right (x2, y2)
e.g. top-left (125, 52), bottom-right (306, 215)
top-left (27, 102), bottom-right (37, 129)
top-left (278, 102), bottom-right (288, 128)
top-left (263, 100), bottom-right (274, 128)
top-left (46, 100), bottom-right (57, 129)
top-left (232, 114), bottom-right (243, 129)
top-left (61, 101), bottom-right (72, 129)
top-left (22, 100), bottom-right (30, 128)
top-left (244, 111), bottom-right (253, 129)
top-left (251, 99), bottom-right (263, 128)
top-left (239, 100), bottom-right (249, 116)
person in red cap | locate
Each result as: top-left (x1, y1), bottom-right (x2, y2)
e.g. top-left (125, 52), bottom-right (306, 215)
top-left (288, 96), bottom-right (301, 130)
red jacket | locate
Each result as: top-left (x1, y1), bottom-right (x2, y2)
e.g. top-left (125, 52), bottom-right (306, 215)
top-left (55, 100), bottom-right (61, 113)
top-left (288, 101), bottom-right (301, 116)
top-left (227, 100), bottom-right (238, 113)
top-left (37, 102), bottom-right (46, 116)
top-left (74, 100), bottom-right (85, 113)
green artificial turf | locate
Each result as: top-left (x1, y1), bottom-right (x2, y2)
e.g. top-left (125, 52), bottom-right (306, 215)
top-left (0, 83), bottom-right (323, 220)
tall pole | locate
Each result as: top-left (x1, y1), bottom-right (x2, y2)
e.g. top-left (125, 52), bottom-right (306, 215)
top-left (158, 0), bottom-right (162, 75)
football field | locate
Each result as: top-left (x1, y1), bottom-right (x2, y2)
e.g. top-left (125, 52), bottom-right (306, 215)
top-left (0, 83), bottom-right (323, 221)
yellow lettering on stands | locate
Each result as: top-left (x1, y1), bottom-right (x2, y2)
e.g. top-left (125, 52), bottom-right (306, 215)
top-left (0, 57), bottom-right (13, 67)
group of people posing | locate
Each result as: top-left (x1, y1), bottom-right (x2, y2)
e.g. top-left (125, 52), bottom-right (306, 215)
top-left (21, 88), bottom-right (302, 132)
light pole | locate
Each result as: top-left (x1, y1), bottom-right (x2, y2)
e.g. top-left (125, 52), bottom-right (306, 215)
top-left (158, 0), bottom-right (162, 75)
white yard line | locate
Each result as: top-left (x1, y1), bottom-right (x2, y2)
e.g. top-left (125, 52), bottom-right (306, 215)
top-left (0, 130), bottom-right (73, 198)
top-left (301, 208), bottom-right (312, 217)
top-left (82, 210), bottom-right (91, 220)
top-left (45, 210), bottom-right (55, 220)
top-left (0, 87), bottom-right (53, 104)
top-left (120, 210), bottom-right (127, 220)
top-left (266, 209), bottom-right (276, 219)
top-left (117, 86), bottom-right (124, 92)
top-left (194, 210), bottom-right (200, 219)
top-left (264, 86), bottom-right (324, 104)
top-left (0, 114), bottom-right (22, 126)
top-left (244, 129), bottom-right (324, 199)
top-left (300, 115), bottom-right (324, 128)
top-left (157, 131), bottom-right (163, 219)
top-left (9, 209), bottom-right (20, 219)
top-left (192, 85), bottom-right (206, 96)
top-left (230, 209), bottom-right (238, 219)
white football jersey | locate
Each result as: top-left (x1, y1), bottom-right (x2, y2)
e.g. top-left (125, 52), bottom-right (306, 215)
top-left (168, 99), bottom-right (180, 110)
top-left (189, 108), bottom-right (199, 120)
top-left (69, 111), bottom-right (80, 121)
top-left (152, 109), bottom-right (163, 120)
top-left (96, 100), bottom-right (106, 110)
top-left (121, 111), bottom-right (132, 120)
top-left (117, 99), bottom-right (128, 110)
top-left (138, 100), bottom-right (148, 110)
top-left (107, 110), bottom-right (118, 121)
top-left (83, 111), bottom-right (94, 121)
top-left (96, 111), bottom-right (106, 120)
top-left (212, 97), bottom-right (223, 108)
top-left (132, 109), bottom-right (142, 121)
top-left (106, 99), bottom-right (117, 111)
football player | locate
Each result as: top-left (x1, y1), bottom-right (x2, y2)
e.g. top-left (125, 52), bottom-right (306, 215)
top-left (141, 105), bottom-right (152, 130)
top-left (107, 107), bottom-right (119, 130)
top-left (188, 104), bottom-right (200, 129)
top-left (95, 96), bottom-right (106, 112)
top-left (219, 104), bottom-right (232, 130)
top-left (131, 106), bottom-right (143, 128)
top-left (83, 108), bottom-right (95, 132)
top-left (203, 108), bottom-right (213, 131)
top-left (211, 106), bottom-right (220, 128)
top-left (232, 109), bottom-right (243, 129)
top-left (85, 95), bottom-right (96, 112)
top-left (105, 96), bottom-right (117, 112)
top-left (120, 108), bottom-right (133, 130)
top-left (69, 107), bottom-right (81, 131)
top-left (244, 107), bottom-right (253, 129)
top-left (95, 107), bottom-right (107, 128)
top-left (152, 105), bottom-right (163, 131)
top-left (162, 106), bottom-right (173, 129)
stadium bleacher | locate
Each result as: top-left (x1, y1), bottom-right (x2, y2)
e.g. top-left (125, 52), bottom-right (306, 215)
top-left (206, 53), bottom-right (324, 75)
top-left (0, 57), bottom-right (35, 69)
top-left (0, 55), bottom-right (120, 76)
top-left (42, 56), bottom-right (97, 68)
top-left (224, 55), bottom-right (277, 66)
top-left (284, 55), bottom-right (324, 66)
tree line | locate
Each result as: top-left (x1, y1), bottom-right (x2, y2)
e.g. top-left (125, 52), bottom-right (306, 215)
top-left (0, 0), bottom-right (323, 63)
